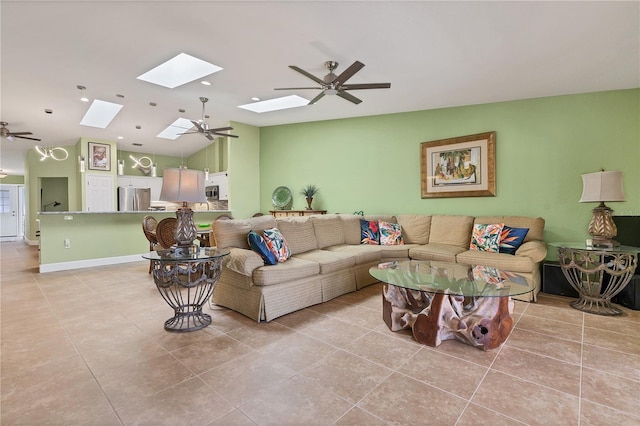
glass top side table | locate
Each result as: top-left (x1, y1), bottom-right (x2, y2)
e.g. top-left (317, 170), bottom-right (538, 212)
top-left (550, 242), bottom-right (639, 315)
top-left (142, 247), bottom-right (230, 332)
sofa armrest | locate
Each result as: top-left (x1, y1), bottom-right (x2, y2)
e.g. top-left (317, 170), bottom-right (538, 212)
top-left (224, 247), bottom-right (264, 276)
top-left (515, 240), bottom-right (547, 263)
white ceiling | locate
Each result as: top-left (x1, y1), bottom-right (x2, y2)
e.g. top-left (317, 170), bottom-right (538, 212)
top-left (1, 1), bottom-right (638, 176)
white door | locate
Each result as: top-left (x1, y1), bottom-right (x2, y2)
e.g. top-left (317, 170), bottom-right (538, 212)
top-left (0, 185), bottom-right (19, 237)
top-left (86, 174), bottom-right (115, 212)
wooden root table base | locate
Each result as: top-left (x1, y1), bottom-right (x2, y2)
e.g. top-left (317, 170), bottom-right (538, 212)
top-left (382, 284), bottom-right (514, 351)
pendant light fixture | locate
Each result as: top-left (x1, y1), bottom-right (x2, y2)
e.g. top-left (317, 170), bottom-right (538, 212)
top-left (35, 109), bottom-right (69, 161)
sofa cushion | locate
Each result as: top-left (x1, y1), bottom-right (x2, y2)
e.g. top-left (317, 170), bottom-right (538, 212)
top-left (409, 243), bottom-right (467, 263)
top-left (456, 249), bottom-right (535, 273)
top-left (379, 244), bottom-right (418, 259)
top-left (311, 214), bottom-right (345, 248)
top-left (252, 257), bottom-right (320, 286)
top-left (499, 226), bottom-right (529, 255)
top-left (380, 221), bottom-right (404, 245)
top-left (224, 247), bottom-right (265, 276)
top-left (470, 223), bottom-right (503, 252)
top-left (263, 228), bottom-right (291, 262)
top-left (360, 219), bottom-right (380, 245)
top-left (213, 215), bottom-right (277, 249)
top-left (474, 216), bottom-right (544, 242)
top-left (395, 215), bottom-right (431, 245)
top-left (276, 216), bottom-right (318, 255)
top-left (293, 249), bottom-right (356, 275)
top-left (428, 215), bottom-right (474, 247)
top-left (326, 244), bottom-right (382, 264)
top-left (247, 231), bottom-right (277, 265)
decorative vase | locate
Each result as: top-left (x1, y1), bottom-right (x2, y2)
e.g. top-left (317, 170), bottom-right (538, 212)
top-left (306, 197), bottom-right (313, 210)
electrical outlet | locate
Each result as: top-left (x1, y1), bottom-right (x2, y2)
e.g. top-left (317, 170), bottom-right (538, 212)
top-left (64, 238), bottom-right (71, 249)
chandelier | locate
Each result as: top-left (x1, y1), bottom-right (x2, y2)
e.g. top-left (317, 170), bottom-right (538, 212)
top-left (35, 109), bottom-right (69, 161)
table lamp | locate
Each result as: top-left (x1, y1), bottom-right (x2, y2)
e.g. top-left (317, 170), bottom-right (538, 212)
top-left (579, 170), bottom-right (625, 248)
top-left (160, 167), bottom-right (206, 251)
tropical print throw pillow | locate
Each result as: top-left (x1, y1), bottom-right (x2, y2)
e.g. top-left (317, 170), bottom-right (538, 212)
top-left (469, 223), bottom-right (504, 252)
top-left (360, 219), bottom-right (380, 245)
top-left (262, 228), bottom-right (291, 262)
top-left (379, 221), bottom-right (404, 245)
top-left (499, 226), bottom-right (529, 255)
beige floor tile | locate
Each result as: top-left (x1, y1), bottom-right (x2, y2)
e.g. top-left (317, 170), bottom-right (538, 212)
top-left (170, 334), bottom-right (254, 375)
top-left (116, 377), bottom-right (234, 425)
top-left (344, 330), bottom-right (421, 370)
top-left (472, 370), bottom-right (579, 425)
top-left (259, 332), bottom-right (337, 372)
top-left (580, 399), bottom-right (640, 426)
top-left (240, 375), bottom-right (353, 425)
top-left (580, 367), bottom-right (640, 416)
top-left (322, 302), bottom-right (383, 330)
top-left (358, 372), bottom-right (467, 425)
top-left (200, 352), bottom-right (297, 407)
top-left (226, 320), bottom-right (294, 350)
top-left (491, 346), bottom-right (581, 396)
top-left (211, 409), bottom-right (259, 425)
top-left (301, 349), bottom-right (393, 403)
top-left (422, 338), bottom-right (499, 367)
top-left (299, 315), bottom-right (371, 348)
top-left (583, 312), bottom-right (640, 337)
top-left (582, 343), bottom-right (640, 382)
top-left (398, 346), bottom-right (489, 399)
top-left (583, 326), bottom-right (640, 355)
top-left (272, 305), bottom-right (326, 329)
top-left (457, 403), bottom-right (527, 425)
top-left (516, 314), bottom-right (583, 342)
top-left (335, 407), bottom-right (388, 425)
top-left (504, 328), bottom-right (582, 364)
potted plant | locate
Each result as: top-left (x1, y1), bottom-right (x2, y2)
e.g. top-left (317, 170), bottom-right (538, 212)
top-left (301, 185), bottom-right (319, 210)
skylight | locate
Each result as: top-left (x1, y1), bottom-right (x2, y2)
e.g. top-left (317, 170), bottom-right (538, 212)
top-left (157, 118), bottom-right (195, 140)
top-left (137, 53), bottom-right (223, 89)
top-left (238, 95), bottom-right (309, 113)
top-left (80, 99), bottom-right (123, 128)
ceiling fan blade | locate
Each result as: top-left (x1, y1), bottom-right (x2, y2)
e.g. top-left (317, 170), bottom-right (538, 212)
top-left (337, 91), bottom-right (362, 105)
top-left (342, 83), bottom-right (391, 90)
top-left (212, 132), bottom-right (239, 138)
top-left (308, 92), bottom-right (326, 105)
top-left (176, 131), bottom-right (197, 135)
top-left (8, 132), bottom-right (33, 136)
top-left (274, 87), bottom-right (322, 91)
top-left (289, 66), bottom-right (325, 85)
top-left (209, 126), bottom-right (234, 132)
top-left (205, 133), bottom-right (215, 141)
top-left (190, 120), bottom-right (204, 132)
top-left (15, 135), bottom-right (41, 141)
top-left (333, 61), bottom-right (365, 86)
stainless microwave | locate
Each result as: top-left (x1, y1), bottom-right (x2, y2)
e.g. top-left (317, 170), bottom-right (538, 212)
top-left (205, 185), bottom-right (219, 201)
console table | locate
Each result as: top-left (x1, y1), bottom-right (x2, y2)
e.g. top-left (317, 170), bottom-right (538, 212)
top-left (142, 247), bottom-right (230, 332)
top-left (551, 242), bottom-right (639, 315)
top-left (269, 209), bottom-right (327, 218)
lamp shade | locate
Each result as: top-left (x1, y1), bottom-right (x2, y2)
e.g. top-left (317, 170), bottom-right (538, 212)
top-left (579, 171), bottom-right (625, 203)
top-left (159, 167), bottom-right (206, 203)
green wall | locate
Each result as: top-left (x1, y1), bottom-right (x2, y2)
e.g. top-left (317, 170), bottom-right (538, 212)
top-left (259, 89), bottom-right (640, 244)
top-left (228, 121), bottom-right (260, 218)
top-left (1, 175), bottom-right (24, 184)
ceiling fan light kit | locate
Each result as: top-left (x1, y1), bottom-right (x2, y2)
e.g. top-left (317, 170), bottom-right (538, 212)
top-left (275, 60), bottom-right (391, 105)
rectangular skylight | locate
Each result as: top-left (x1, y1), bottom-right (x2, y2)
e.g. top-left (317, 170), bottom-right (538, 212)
top-left (137, 53), bottom-right (223, 89)
top-left (80, 99), bottom-right (123, 128)
top-left (238, 95), bottom-right (309, 113)
top-left (157, 118), bottom-right (195, 140)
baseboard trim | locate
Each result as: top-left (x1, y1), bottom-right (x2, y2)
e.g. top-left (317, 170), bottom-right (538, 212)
top-left (39, 254), bottom-right (146, 273)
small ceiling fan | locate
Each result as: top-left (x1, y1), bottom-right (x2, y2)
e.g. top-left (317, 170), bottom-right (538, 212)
top-left (275, 60), bottom-right (391, 105)
top-left (0, 121), bottom-right (41, 141)
top-left (178, 97), bottom-right (238, 140)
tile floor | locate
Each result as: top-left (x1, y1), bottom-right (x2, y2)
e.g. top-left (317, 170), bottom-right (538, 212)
top-left (1, 241), bottom-right (639, 425)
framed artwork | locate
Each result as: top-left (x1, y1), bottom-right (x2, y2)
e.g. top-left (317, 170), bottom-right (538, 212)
top-left (420, 131), bottom-right (496, 198)
top-left (88, 142), bottom-right (111, 171)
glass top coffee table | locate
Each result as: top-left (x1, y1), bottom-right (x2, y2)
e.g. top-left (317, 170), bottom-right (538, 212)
top-left (369, 260), bottom-right (532, 351)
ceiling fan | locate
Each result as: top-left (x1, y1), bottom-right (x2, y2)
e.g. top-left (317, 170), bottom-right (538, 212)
top-left (275, 60), bottom-right (391, 105)
top-left (178, 97), bottom-right (238, 140)
top-left (0, 121), bottom-right (41, 141)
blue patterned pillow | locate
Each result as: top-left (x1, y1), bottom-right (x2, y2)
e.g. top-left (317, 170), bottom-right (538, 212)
top-left (247, 230), bottom-right (277, 265)
top-left (263, 228), bottom-right (291, 262)
top-left (360, 219), bottom-right (380, 245)
top-left (499, 226), bottom-right (529, 255)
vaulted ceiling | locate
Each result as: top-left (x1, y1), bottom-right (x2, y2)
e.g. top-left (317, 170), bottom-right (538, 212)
top-left (1, 1), bottom-right (638, 175)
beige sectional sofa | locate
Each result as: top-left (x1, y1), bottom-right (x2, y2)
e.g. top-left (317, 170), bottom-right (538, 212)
top-left (210, 213), bottom-right (546, 322)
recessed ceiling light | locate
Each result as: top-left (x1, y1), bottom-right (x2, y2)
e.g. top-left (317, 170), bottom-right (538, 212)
top-left (201, 81), bottom-right (211, 86)
top-left (238, 95), bottom-right (309, 113)
top-left (137, 53), bottom-right (223, 89)
top-left (80, 99), bottom-right (123, 128)
top-left (157, 117), bottom-right (195, 140)
top-left (251, 97), bottom-right (260, 101)
top-left (117, 136), bottom-right (124, 140)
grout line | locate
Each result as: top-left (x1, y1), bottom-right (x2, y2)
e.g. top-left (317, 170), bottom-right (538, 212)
top-left (577, 311), bottom-right (585, 426)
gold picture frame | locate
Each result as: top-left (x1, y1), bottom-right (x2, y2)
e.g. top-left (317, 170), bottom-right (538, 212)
top-left (88, 142), bottom-right (111, 171)
top-left (421, 131), bottom-right (496, 198)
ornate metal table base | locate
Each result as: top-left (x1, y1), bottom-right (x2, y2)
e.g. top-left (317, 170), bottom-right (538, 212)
top-left (382, 284), bottom-right (514, 351)
top-left (557, 246), bottom-right (638, 316)
top-left (149, 257), bottom-right (224, 332)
